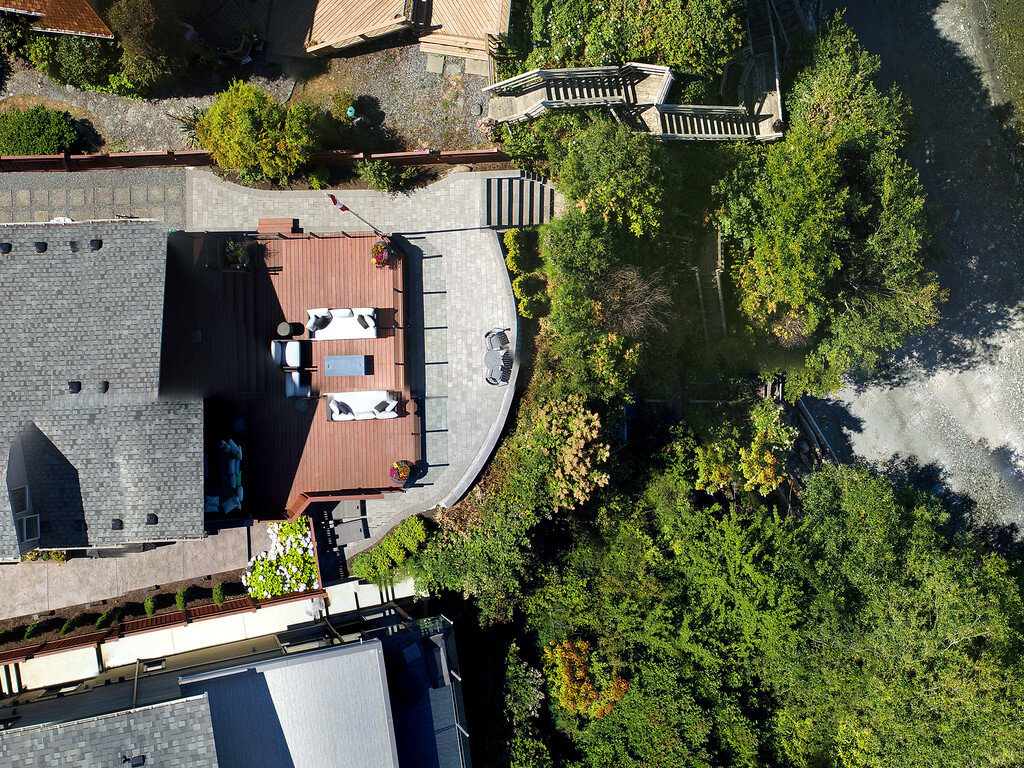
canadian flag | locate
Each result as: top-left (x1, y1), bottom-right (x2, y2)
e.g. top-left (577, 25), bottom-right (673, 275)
top-left (325, 193), bottom-right (349, 212)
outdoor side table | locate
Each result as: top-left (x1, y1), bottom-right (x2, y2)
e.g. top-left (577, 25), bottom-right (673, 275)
top-left (324, 354), bottom-right (370, 376)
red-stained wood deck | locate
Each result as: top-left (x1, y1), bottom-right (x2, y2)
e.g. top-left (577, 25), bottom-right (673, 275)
top-left (161, 230), bottom-right (420, 520)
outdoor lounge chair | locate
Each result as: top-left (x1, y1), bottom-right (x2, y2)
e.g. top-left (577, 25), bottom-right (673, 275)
top-left (485, 328), bottom-right (511, 351)
top-left (270, 339), bottom-right (308, 369)
top-left (285, 370), bottom-right (312, 398)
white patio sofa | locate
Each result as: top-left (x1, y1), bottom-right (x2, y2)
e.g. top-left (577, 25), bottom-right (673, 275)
top-left (306, 307), bottom-right (377, 340)
top-left (324, 390), bottom-right (399, 421)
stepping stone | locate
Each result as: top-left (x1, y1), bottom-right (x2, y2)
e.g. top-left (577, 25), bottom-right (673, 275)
top-left (425, 53), bottom-right (444, 74)
top-left (465, 58), bottom-right (489, 77)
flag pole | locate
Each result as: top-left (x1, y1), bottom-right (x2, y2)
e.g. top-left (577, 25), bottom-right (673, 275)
top-left (324, 192), bottom-right (384, 237)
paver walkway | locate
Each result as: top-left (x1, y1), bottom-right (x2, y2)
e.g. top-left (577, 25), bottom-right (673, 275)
top-left (187, 169), bottom-right (521, 550)
top-left (0, 168), bottom-right (188, 228)
top-left (0, 524), bottom-right (269, 619)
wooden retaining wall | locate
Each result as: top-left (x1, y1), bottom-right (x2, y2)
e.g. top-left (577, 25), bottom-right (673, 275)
top-left (0, 148), bottom-right (510, 173)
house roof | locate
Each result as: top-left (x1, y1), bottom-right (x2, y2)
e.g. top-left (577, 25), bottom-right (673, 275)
top-left (180, 640), bottom-right (401, 768)
top-left (0, 221), bottom-right (204, 558)
top-left (0, 0), bottom-right (113, 38)
top-left (0, 695), bottom-right (219, 766)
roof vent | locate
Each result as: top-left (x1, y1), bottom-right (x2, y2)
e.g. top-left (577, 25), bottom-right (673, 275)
top-left (89, 239), bottom-right (103, 251)
top-left (0, 242), bottom-right (11, 255)
top-left (68, 380), bottom-right (82, 394)
top-left (98, 380), bottom-right (109, 393)
top-left (34, 242), bottom-right (47, 253)
top-left (145, 513), bottom-right (158, 525)
top-left (69, 240), bottom-right (79, 253)
top-left (111, 518), bottom-right (123, 531)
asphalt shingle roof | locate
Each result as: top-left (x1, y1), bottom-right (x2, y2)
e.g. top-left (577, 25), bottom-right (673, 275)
top-left (0, 695), bottom-right (219, 766)
top-left (0, 221), bottom-right (204, 558)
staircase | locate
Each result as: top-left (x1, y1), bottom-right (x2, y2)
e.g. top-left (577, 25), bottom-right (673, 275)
top-left (484, 63), bottom-right (673, 123)
top-left (482, 172), bottom-right (560, 227)
top-left (653, 105), bottom-right (772, 140)
top-left (748, 0), bottom-right (807, 56)
top-left (486, 60), bottom-right (784, 142)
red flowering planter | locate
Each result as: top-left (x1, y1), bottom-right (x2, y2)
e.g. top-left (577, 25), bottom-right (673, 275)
top-left (389, 460), bottom-right (411, 486)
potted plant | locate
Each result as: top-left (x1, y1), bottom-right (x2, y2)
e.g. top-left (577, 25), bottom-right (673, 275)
top-left (371, 240), bottom-right (389, 269)
top-left (224, 239), bottom-right (248, 268)
top-left (389, 460), bottom-right (412, 486)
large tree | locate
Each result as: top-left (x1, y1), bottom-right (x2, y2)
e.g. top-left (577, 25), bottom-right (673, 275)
top-left (773, 464), bottom-right (1024, 767)
top-left (718, 16), bottom-right (944, 396)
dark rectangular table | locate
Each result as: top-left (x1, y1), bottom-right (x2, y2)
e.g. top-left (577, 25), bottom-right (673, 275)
top-left (324, 354), bottom-right (369, 376)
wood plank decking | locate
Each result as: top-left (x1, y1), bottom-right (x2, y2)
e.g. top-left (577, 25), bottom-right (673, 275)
top-left (161, 231), bottom-right (420, 521)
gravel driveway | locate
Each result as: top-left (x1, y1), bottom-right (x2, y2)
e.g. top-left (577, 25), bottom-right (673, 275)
top-left (808, 0), bottom-right (1024, 538)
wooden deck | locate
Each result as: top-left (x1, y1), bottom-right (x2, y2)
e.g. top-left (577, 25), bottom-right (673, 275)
top-left (161, 230), bottom-right (421, 520)
top-left (306, 0), bottom-right (410, 53)
top-left (419, 0), bottom-right (509, 60)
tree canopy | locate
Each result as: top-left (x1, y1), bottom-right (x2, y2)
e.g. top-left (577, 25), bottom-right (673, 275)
top-left (717, 16), bottom-right (944, 396)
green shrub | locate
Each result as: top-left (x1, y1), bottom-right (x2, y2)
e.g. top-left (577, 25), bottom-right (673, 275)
top-left (0, 106), bottom-right (78, 155)
top-left (306, 164), bottom-right (330, 190)
top-left (143, 596), bottom-right (156, 617)
top-left (212, 583), bottom-right (225, 606)
top-left (107, 0), bottom-right (188, 93)
top-left (512, 271), bottom-right (546, 300)
top-left (59, 615), bottom-right (82, 636)
top-left (517, 292), bottom-right (550, 320)
top-left (351, 516), bottom-right (428, 586)
top-left (175, 587), bottom-right (188, 611)
top-left (26, 34), bottom-right (58, 77)
top-left (243, 520), bottom-right (318, 600)
top-left (503, 229), bottom-right (541, 274)
top-left (356, 159), bottom-right (417, 193)
top-left (195, 82), bottom-right (321, 183)
top-left (23, 622), bottom-right (40, 641)
top-left (55, 36), bottom-right (119, 90)
top-left (0, 11), bottom-right (29, 55)
top-left (93, 607), bottom-right (121, 631)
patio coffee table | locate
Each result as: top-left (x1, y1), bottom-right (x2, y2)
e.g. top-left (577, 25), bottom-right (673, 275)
top-left (324, 354), bottom-right (369, 376)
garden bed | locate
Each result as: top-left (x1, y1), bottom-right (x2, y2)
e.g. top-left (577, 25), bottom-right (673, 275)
top-left (0, 568), bottom-right (245, 653)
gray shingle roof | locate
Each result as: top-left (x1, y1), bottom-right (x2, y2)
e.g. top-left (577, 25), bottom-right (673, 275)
top-left (0, 694), bottom-right (219, 766)
top-left (0, 221), bottom-right (204, 558)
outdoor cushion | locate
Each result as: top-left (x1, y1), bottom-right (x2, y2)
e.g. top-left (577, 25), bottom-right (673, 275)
top-left (357, 315), bottom-right (369, 329)
top-left (336, 308), bottom-right (354, 318)
top-left (374, 400), bottom-right (390, 413)
top-left (308, 308), bottom-right (378, 339)
top-left (222, 497), bottom-right (240, 514)
top-left (354, 411), bottom-right (376, 420)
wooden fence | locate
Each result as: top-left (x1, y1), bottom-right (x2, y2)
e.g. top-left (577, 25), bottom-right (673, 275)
top-left (0, 148), bottom-right (510, 173)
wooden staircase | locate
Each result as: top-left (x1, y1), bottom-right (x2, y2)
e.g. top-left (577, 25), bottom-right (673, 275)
top-left (484, 63), bottom-right (673, 123)
top-left (748, 0), bottom-right (807, 55)
top-left (654, 105), bottom-right (768, 140)
top-left (482, 172), bottom-right (558, 227)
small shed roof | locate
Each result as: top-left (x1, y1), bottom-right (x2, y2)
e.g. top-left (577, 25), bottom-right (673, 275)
top-left (0, 0), bottom-right (113, 38)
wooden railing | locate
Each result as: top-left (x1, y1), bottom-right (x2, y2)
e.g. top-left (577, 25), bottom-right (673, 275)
top-left (483, 62), bottom-right (672, 95)
top-left (0, 148), bottom-right (510, 174)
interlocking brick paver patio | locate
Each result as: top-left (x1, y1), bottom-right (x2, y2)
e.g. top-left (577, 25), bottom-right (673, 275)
top-left (0, 524), bottom-right (269, 619)
top-left (0, 168), bottom-right (188, 228)
top-left (188, 169), bottom-right (524, 549)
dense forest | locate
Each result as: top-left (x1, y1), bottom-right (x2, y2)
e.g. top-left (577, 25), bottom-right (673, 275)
top-left (353, 7), bottom-right (1024, 768)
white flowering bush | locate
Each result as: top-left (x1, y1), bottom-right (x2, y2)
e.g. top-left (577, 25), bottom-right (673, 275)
top-left (243, 520), bottom-right (319, 600)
